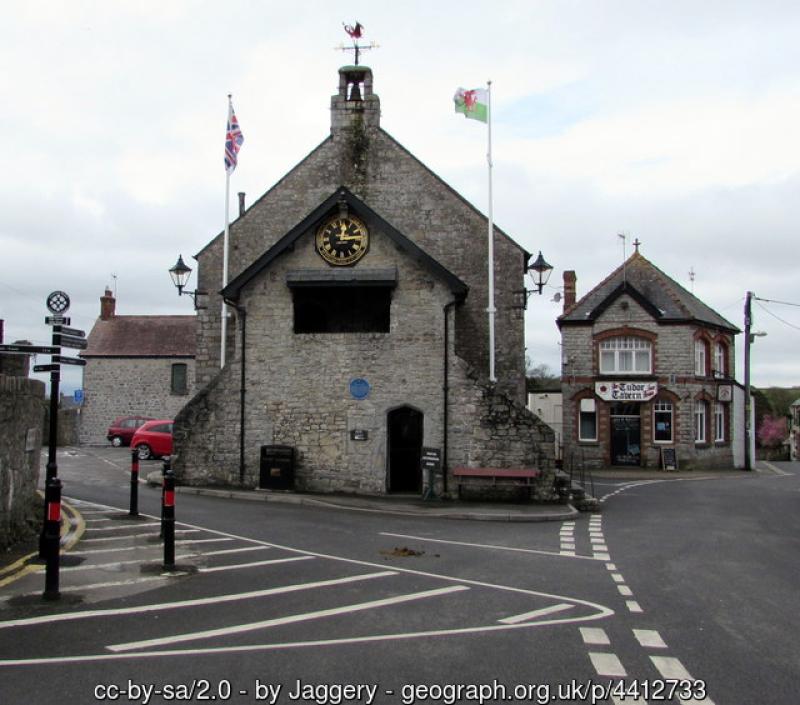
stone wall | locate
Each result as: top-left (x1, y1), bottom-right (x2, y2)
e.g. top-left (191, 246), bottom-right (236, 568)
top-left (175, 220), bottom-right (554, 496)
top-left (0, 375), bottom-right (45, 549)
top-left (79, 357), bottom-right (195, 444)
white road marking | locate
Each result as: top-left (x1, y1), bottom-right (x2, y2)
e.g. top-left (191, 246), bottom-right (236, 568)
top-left (380, 532), bottom-right (604, 561)
top-left (108, 585), bottom-right (470, 652)
top-left (0, 571), bottom-right (397, 629)
top-left (84, 523), bottom-right (161, 532)
top-left (84, 518), bottom-right (113, 523)
top-left (80, 530), bottom-right (201, 543)
top-left (610, 573), bottom-right (625, 583)
top-left (198, 556), bottom-right (313, 573)
top-left (593, 552), bottom-right (611, 560)
top-left (626, 600), bottom-right (643, 613)
top-left (605, 563), bottom-right (616, 570)
top-left (759, 461), bottom-right (791, 476)
top-left (588, 651), bottom-right (627, 676)
top-left (579, 627), bottom-right (610, 645)
top-left (633, 629), bottom-right (667, 649)
top-left (499, 603), bottom-right (574, 624)
top-left (617, 585), bottom-right (633, 597)
top-left (649, 657), bottom-right (715, 704)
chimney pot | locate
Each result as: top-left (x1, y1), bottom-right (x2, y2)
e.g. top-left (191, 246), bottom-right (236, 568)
top-left (100, 288), bottom-right (116, 320)
top-left (563, 271), bottom-right (577, 313)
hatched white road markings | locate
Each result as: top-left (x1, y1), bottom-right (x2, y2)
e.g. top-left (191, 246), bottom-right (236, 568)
top-left (80, 530), bottom-right (201, 543)
top-left (0, 571), bottom-right (398, 629)
top-left (579, 627), bottom-right (610, 645)
top-left (633, 629), bottom-right (667, 649)
top-left (108, 585), bottom-right (471, 652)
top-left (499, 603), bottom-right (574, 624)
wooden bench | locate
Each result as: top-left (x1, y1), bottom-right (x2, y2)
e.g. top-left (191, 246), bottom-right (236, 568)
top-left (452, 467), bottom-right (541, 500)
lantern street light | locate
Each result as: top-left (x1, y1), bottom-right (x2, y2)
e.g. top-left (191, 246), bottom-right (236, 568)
top-left (168, 255), bottom-right (202, 305)
top-left (528, 251), bottom-right (554, 295)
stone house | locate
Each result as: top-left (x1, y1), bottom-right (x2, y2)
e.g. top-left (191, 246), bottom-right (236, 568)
top-left (173, 65), bottom-right (555, 497)
top-left (79, 289), bottom-right (196, 444)
top-left (558, 248), bottom-right (742, 470)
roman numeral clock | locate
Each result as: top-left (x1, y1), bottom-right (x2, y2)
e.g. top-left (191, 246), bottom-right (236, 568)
top-left (315, 214), bottom-right (369, 265)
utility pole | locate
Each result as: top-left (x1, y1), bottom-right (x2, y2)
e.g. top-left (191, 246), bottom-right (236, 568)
top-left (744, 291), bottom-right (753, 471)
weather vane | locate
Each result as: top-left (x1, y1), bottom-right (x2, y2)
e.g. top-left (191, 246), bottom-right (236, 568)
top-left (336, 21), bottom-right (379, 65)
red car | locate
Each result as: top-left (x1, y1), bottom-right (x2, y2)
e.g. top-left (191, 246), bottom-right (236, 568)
top-left (106, 415), bottom-right (154, 447)
top-left (131, 420), bottom-right (174, 460)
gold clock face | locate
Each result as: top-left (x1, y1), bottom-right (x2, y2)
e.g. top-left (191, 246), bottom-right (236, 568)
top-left (315, 215), bottom-right (369, 266)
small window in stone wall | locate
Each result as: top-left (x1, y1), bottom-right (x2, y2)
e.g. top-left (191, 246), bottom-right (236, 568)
top-left (578, 398), bottom-right (598, 442)
top-left (171, 363), bottom-right (188, 395)
top-left (293, 286), bottom-right (391, 333)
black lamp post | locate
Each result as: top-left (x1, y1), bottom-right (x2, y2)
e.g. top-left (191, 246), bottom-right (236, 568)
top-left (169, 255), bottom-right (201, 304)
top-left (528, 251), bottom-right (554, 295)
top-left (513, 251), bottom-right (554, 315)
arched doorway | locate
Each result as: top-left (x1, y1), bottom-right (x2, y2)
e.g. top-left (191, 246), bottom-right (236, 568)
top-left (387, 407), bottom-right (423, 493)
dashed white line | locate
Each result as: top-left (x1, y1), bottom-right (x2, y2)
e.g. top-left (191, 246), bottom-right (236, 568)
top-left (633, 629), bottom-right (668, 649)
top-left (588, 651), bottom-right (627, 677)
top-left (579, 627), bottom-right (610, 645)
top-left (626, 600), bottom-right (643, 613)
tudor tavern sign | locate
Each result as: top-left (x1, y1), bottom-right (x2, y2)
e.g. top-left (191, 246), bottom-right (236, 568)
top-left (595, 381), bottom-right (658, 402)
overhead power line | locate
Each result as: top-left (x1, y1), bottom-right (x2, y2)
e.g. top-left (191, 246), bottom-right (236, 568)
top-left (755, 300), bottom-right (800, 333)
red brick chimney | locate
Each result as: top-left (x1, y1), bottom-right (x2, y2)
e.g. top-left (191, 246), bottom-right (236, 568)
top-left (100, 288), bottom-right (116, 320)
top-left (563, 271), bottom-right (577, 312)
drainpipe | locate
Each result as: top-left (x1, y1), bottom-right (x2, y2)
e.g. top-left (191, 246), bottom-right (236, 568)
top-left (442, 299), bottom-right (458, 495)
top-left (225, 297), bottom-right (247, 484)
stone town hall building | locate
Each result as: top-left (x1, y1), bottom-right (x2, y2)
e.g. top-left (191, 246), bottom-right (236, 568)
top-left (173, 65), bottom-right (554, 496)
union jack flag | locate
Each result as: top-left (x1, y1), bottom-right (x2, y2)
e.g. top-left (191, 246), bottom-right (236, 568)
top-left (224, 99), bottom-right (244, 174)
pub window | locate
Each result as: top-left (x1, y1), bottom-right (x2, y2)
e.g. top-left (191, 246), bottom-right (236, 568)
top-left (293, 286), bottom-right (391, 333)
top-left (171, 363), bottom-right (188, 395)
top-left (714, 342), bottom-right (727, 378)
top-left (599, 336), bottom-right (651, 374)
top-left (695, 339), bottom-right (709, 376)
top-left (653, 400), bottom-right (673, 443)
top-left (578, 398), bottom-right (598, 442)
top-left (714, 404), bottom-right (726, 442)
top-left (694, 401), bottom-right (707, 443)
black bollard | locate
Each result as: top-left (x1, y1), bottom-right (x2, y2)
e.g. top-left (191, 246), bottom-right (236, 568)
top-left (42, 476), bottom-right (62, 600)
top-left (129, 448), bottom-right (139, 517)
top-left (162, 459), bottom-right (175, 570)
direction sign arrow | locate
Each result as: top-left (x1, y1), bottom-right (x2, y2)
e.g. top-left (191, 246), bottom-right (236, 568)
top-left (53, 325), bottom-right (85, 338)
top-left (33, 364), bottom-right (60, 373)
top-left (52, 355), bottom-right (87, 366)
top-left (0, 344), bottom-right (59, 355)
top-left (45, 316), bottom-right (71, 326)
top-left (54, 334), bottom-right (88, 350)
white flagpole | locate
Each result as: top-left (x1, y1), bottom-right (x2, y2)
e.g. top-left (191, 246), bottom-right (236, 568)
top-left (221, 96), bottom-right (232, 369)
top-left (486, 80), bottom-right (496, 383)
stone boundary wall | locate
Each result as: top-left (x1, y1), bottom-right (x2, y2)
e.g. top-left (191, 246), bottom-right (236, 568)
top-left (0, 374), bottom-right (45, 549)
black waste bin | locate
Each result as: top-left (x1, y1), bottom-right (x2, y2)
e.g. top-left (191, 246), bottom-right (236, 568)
top-left (260, 445), bottom-right (295, 490)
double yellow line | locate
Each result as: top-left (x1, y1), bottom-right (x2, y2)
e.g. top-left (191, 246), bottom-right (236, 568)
top-left (0, 497), bottom-right (85, 588)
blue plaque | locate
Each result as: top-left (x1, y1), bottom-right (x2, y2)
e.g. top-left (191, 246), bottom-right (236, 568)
top-left (349, 378), bottom-right (370, 400)
top-left (74, 389), bottom-right (84, 404)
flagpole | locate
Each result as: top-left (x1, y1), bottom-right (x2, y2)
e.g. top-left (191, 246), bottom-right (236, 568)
top-left (486, 80), bottom-right (496, 383)
top-left (221, 95), bottom-right (232, 369)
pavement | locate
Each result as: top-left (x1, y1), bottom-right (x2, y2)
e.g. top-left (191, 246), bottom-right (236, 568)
top-left (143, 470), bottom-right (579, 522)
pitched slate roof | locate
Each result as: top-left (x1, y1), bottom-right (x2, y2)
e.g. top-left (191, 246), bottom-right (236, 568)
top-left (220, 187), bottom-right (469, 301)
top-left (82, 316), bottom-right (196, 358)
top-left (558, 251), bottom-right (739, 333)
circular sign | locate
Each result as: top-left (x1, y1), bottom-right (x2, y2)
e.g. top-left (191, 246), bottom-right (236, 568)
top-left (349, 378), bottom-right (371, 400)
top-left (47, 290), bottom-right (71, 314)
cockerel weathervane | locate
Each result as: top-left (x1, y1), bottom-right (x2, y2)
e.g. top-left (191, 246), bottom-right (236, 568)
top-left (336, 21), bottom-right (379, 65)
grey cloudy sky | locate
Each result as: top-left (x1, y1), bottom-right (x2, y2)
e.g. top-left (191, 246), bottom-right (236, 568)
top-left (2, 0), bottom-right (799, 395)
